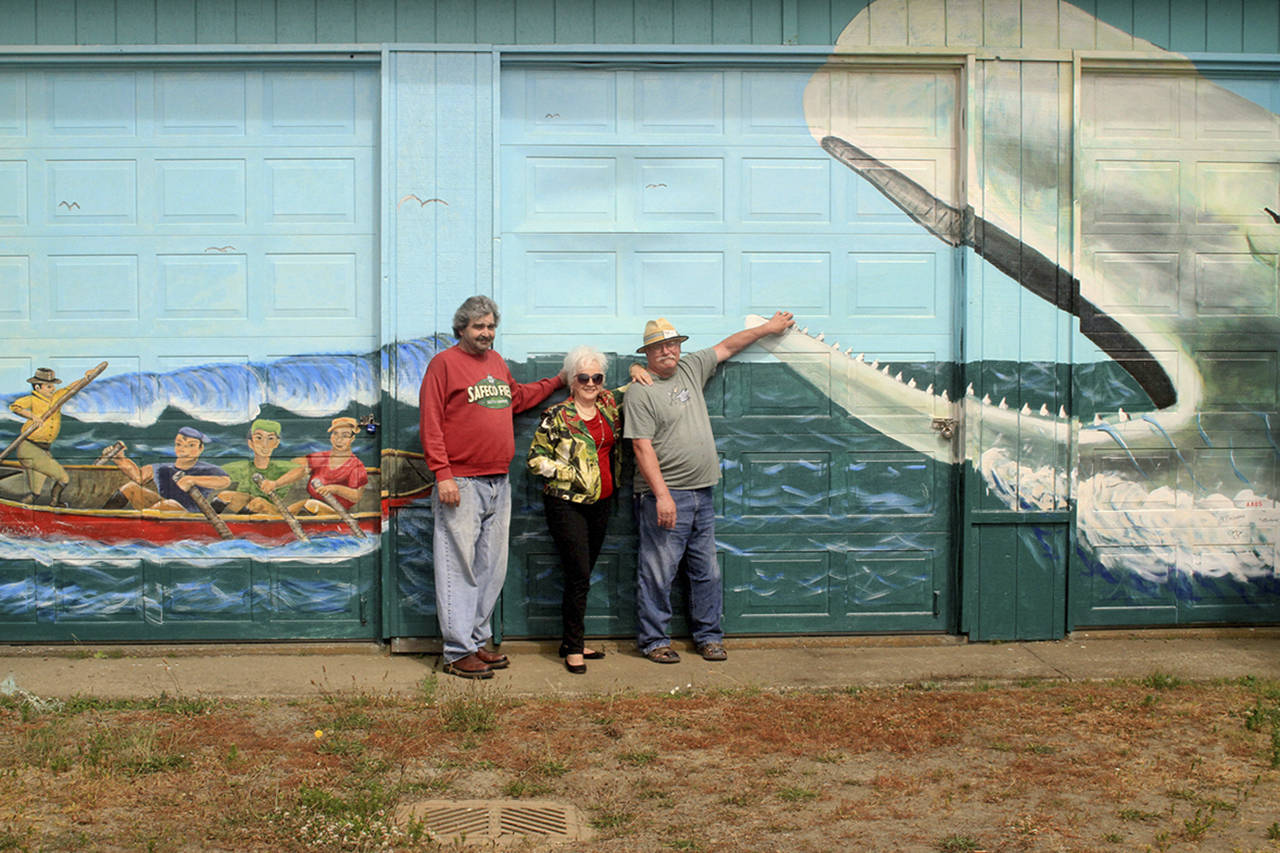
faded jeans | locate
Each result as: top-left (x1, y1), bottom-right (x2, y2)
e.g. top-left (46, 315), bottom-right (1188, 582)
top-left (634, 487), bottom-right (723, 654)
top-left (432, 474), bottom-right (511, 663)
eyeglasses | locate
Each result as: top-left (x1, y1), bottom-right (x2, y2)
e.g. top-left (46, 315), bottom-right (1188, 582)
top-left (575, 373), bottom-right (605, 385)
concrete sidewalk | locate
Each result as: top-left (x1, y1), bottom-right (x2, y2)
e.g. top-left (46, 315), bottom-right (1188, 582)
top-left (2, 628), bottom-right (1278, 701)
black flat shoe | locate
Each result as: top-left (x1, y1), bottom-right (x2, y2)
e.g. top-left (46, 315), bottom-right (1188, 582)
top-left (559, 647), bottom-right (605, 660)
top-left (564, 657), bottom-right (586, 675)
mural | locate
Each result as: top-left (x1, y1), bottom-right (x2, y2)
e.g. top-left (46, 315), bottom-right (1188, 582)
top-left (787, 0), bottom-right (1280, 604)
top-left (2, 0), bottom-right (1276, 637)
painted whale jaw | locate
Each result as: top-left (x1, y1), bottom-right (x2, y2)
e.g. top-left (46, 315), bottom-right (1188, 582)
top-left (744, 314), bottom-right (962, 463)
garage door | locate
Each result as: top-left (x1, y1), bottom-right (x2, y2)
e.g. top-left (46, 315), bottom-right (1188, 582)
top-left (0, 64), bottom-right (381, 641)
top-left (1070, 65), bottom-right (1280, 627)
top-left (498, 63), bottom-right (962, 638)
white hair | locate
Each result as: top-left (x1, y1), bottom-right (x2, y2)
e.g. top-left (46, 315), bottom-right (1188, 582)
top-left (562, 345), bottom-right (609, 382)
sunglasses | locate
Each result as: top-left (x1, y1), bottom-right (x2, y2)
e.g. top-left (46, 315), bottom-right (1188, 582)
top-left (575, 373), bottom-right (605, 385)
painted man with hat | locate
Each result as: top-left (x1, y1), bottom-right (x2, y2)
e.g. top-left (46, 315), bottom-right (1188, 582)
top-left (285, 416), bottom-right (369, 516)
top-left (8, 367), bottom-right (77, 506)
top-left (418, 295), bottom-right (566, 679)
top-left (217, 418), bottom-right (301, 514)
top-left (625, 310), bottom-right (795, 664)
top-left (108, 426), bottom-right (231, 512)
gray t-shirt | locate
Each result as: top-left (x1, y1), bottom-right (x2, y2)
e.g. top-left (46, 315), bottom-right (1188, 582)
top-left (624, 347), bottom-right (720, 492)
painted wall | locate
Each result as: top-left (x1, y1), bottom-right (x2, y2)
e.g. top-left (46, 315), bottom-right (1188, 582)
top-left (0, 0), bottom-right (1277, 641)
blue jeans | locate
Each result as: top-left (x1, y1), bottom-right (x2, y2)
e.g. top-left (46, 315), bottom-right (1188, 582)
top-left (433, 475), bottom-right (511, 663)
top-left (634, 487), bottom-right (723, 654)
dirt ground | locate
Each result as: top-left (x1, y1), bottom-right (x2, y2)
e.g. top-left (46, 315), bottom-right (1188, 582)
top-left (1, 675), bottom-right (1278, 852)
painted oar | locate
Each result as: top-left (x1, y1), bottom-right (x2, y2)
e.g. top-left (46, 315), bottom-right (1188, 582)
top-left (0, 361), bottom-right (109, 463)
top-left (252, 472), bottom-right (309, 543)
top-left (178, 475), bottom-right (234, 541)
top-left (94, 441), bottom-right (127, 466)
top-left (310, 477), bottom-right (366, 538)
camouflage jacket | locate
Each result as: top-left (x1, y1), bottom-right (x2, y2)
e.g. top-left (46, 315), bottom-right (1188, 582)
top-left (526, 388), bottom-right (623, 504)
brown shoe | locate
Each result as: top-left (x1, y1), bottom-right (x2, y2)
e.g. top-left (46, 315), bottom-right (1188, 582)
top-left (475, 648), bottom-right (509, 669)
top-left (442, 653), bottom-right (493, 679)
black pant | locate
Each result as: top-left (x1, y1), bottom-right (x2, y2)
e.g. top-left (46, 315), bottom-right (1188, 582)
top-left (542, 494), bottom-right (612, 655)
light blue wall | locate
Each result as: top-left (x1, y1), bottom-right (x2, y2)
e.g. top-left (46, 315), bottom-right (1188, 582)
top-left (1, 0), bottom-right (1277, 53)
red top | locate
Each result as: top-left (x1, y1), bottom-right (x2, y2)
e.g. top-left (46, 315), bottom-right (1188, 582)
top-left (582, 411), bottom-right (614, 500)
top-left (305, 452), bottom-right (369, 508)
top-left (419, 345), bottom-right (563, 480)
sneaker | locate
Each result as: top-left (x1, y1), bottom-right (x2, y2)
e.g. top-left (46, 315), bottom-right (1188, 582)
top-left (442, 653), bottom-right (494, 679)
top-left (697, 642), bottom-right (727, 661)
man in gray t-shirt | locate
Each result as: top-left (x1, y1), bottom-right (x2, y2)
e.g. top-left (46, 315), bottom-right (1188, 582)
top-left (625, 311), bottom-right (794, 664)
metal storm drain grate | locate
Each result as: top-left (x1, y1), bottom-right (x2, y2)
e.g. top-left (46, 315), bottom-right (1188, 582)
top-left (395, 799), bottom-right (594, 847)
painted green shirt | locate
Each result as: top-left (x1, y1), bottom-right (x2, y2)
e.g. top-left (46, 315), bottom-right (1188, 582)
top-left (222, 458), bottom-right (300, 501)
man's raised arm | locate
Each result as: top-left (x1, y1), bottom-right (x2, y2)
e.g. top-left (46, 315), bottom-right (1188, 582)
top-left (712, 311), bottom-right (795, 363)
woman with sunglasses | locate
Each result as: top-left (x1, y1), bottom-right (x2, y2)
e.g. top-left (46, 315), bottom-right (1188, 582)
top-left (527, 346), bottom-right (649, 674)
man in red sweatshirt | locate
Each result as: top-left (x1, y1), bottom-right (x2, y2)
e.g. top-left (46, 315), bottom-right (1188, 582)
top-left (419, 295), bottom-right (564, 678)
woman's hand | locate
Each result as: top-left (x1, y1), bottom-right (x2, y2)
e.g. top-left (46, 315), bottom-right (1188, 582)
top-left (629, 363), bottom-right (654, 386)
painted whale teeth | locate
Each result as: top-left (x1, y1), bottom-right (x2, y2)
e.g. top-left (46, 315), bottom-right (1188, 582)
top-left (1040, 404), bottom-right (1050, 417)
top-left (999, 398), bottom-right (1009, 409)
top-left (855, 353), bottom-right (865, 362)
top-left (926, 384), bottom-right (934, 395)
top-left (894, 372), bottom-right (903, 382)
top-left (1059, 406), bottom-right (1067, 419)
top-left (870, 360), bottom-right (879, 369)
top-left (983, 394), bottom-right (992, 405)
top-left (1093, 413), bottom-right (1104, 425)
top-left (815, 332), bottom-right (824, 341)
top-left (966, 383), bottom-right (975, 396)
top-left (1118, 407), bottom-right (1130, 422)
top-left (1021, 403), bottom-right (1032, 415)
top-left (907, 378), bottom-right (917, 388)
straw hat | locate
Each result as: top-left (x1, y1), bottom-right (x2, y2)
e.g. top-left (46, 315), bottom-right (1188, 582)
top-left (636, 318), bottom-right (689, 353)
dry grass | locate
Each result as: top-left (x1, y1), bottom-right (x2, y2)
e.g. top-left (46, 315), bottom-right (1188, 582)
top-left (0, 676), bottom-right (1278, 851)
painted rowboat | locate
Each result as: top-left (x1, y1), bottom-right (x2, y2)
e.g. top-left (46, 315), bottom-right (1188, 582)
top-left (0, 450), bottom-right (434, 546)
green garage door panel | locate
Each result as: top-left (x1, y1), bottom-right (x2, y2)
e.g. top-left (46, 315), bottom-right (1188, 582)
top-left (499, 63), bottom-right (960, 637)
top-left (968, 522), bottom-right (1067, 641)
top-left (0, 65), bottom-right (381, 641)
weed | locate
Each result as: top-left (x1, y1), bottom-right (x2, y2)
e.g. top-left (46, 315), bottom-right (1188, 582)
top-left (417, 674), bottom-right (438, 704)
top-left (1141, 672), bottom-right (1183, 690)
top-left (439, 695), bottom-right (499, 734)
top-left (619, 749), bottom-right (657, 767)
top-left (1181, 807), bottom-right (1215, 841)
top-left (777, 787), bottom-right (818, 802)
top-left (502, 779), bottom-right (552, 798)
top-left (325, 710), bottom-right (373, 731)
top-left (938, 835), bottom-right (979, 852)
top-left (722, 794), bottom-right (754, 808)
top-left (80, 723), bottom-right (189, 776)
top-left (1102, 832), bottom-right (1123, 843)
top-left (590, 808), bottom-right (634, 831)
top-left (1117, 808), bottom-right (1160, 823)
top-left (1026, 743), bottom-right (1056, 754)
top-left (288, 781), bottom-right (403, 849)
top-left (534, 757), bottom-right (570, 777)
top-left (1266, 821), bottom-right (1280, 840)
top-left (315, 734), bottom-right (364, 757)
top-left (668, 840), bottom-right (704, 851)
